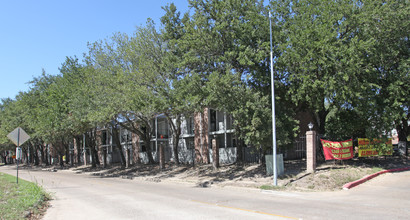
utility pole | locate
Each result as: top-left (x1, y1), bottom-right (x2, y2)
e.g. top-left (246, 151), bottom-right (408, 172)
top-left (269, 11), bottom-right (278, 186)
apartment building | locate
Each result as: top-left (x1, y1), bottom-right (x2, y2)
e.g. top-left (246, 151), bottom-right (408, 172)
top-left (94, 108), bottom-right (239, 165)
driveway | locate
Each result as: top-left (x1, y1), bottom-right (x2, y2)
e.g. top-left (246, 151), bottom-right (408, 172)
top-left (1, 165), bottom-right (409, 220)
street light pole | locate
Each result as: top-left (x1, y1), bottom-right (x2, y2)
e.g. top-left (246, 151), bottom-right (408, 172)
top-left (269, 12), bottom-right (278, 186)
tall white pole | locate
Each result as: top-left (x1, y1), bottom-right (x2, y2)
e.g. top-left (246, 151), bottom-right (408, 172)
top-left (269, 12), bottom-right (278, 186)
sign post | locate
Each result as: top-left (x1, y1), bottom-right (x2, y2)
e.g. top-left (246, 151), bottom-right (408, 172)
top-left (7, 127), bottom-right (30, 184)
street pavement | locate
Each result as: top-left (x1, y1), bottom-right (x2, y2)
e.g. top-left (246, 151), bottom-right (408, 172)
top-left (1, 165), bottom-right (409, 220)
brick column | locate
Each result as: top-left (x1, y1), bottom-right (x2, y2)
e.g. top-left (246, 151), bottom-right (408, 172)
top-left (306, 131), bottom-right (316, 173)
top-left (202, 108), bottom-right (209, 163)
top-left (194, 108), bottom-right (210, 164)
top-left (194, 112), bottom-right (202, 163)
top-left (131, 132), bottom-right (140, 164)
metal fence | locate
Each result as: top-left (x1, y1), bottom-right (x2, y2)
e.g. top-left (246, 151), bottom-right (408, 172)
top-left (289, 134), bottom-right (324, 160)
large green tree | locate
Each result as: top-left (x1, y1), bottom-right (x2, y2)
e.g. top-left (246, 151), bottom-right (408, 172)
top-left (161, 1), bottom-right (298, 160)
top-left (271, 0), bottom-right (409, 139)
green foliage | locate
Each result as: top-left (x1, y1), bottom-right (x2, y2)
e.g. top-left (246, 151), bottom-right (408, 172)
top-left (161, 0), bottom-right (298, 149)
top-left (271, 0), bottom-right (409, 138)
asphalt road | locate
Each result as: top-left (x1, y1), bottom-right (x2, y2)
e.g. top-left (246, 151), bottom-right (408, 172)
top-left (1, 165), bottom-right (409, 220)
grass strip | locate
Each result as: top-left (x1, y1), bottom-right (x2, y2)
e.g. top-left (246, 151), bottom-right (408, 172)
top-left (0, 172), bottom-right (50, 220)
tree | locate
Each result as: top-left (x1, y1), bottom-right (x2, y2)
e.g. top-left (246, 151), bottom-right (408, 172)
top-left (271, 0), bottom-right (409, 140)
top-left (61, 57), bottom-right (103, 167)
top-left (0, 98), bottom-right (20, 164)
top-left (357, 0), bottom-right (409, 140)
top-left (85, 26), bottom-right (161, 165)
top-left (161, 1), bottom-right (298, 162)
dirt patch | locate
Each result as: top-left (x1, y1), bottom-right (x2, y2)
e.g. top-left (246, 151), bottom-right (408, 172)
top-left (57, 156), bottom-right (410, 191)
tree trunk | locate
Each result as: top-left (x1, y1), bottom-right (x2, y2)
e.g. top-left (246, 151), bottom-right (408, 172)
top-left (65, 146), bottom-right (70, 166)
top-left (22, 147), bottom-right (29, 165)
top-left (75, 136), bottom-right (82, 165)
top-left (59, 154), bottom-right (64, 167)
top-left (101, 146), bottom-right (107, 168)
top-left (117, 118), bottom-right (155, 164)
top-left (396, 117), bottom-right (409, 142)
top-left (167, 114), bottom-right (182, 165)
top-left (111, 124), bottom-right (126, 168)
top-left (126, 148), bottom-right (130, 168)
top-left (90, 146), bottom-right (98, 168)
top-left (43, 144), bottom-right (49, 166)
top-left (39, 144), bottom-right (47, 166)
top-left (85, 131), bottom-right (99, 168)
top-left (33, 144), bottom-right (40, 166)
top-left (1, 151), bottom-right (5, 164)
top-left (235, 127), bottom-right (244, 164)
top-left (173, 135), bottom-right (180, 164)
top-left (144, 135), bottom-right (155, 164)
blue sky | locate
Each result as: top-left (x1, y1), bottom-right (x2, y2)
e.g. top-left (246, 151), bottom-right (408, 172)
top-left (0, 0), bottom-right (189, 100)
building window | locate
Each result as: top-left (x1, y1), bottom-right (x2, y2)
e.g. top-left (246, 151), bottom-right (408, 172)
top-left (140, 143), bottom-right (146, 152)
top-left (102, 131), bottom-right (108, 145)
top-left (157, 118), bottom-right (168, 138)
top-left (186, 138), bottom-right (194, 149)
top-left (150, 142), bottom-right (157, 152)
top-left (187, 117), bottom-right (194, 135)
top-left (121, 129), bottom-right (131, 143)
top-left (210, 109), bottom-right (217, 132)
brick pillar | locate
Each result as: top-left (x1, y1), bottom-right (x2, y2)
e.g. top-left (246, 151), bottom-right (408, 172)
top-left (194, 112), bottom-right (202, 163)
top-left (132, 132), bottom-right (140, 164)
top-left (212, 137), bottom-right (219, 170)
top-left (306, 131), bottom-right (316, 173)
top-left (202, 108), bottom-right (209, 163)
top-left (194, 108), bottom-right (210, 164)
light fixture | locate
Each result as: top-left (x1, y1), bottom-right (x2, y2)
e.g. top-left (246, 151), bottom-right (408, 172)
top-left (308, 122), bottom-right (314, 131)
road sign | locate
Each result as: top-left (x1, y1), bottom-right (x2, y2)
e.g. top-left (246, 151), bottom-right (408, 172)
top-left (7, 127), bottom-right (30, 184)
top-left (16, 147), bottom-right (22, 160)
top-left (7, 127), bottom-right (30, 146)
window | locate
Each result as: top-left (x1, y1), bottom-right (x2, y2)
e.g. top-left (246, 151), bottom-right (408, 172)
top-left (210, 109), bottom-right (217, 132)
top-left (150, 142), bottom-right (157, 152)
top-left (217, 111), bottom-right (224, 130)
top-left (140, 143), bottom-right (146, 152)
top-left (102, 130), bottom-right (108, 145)
top-left (186, 138), bottom-right (194, 149)
top-left (187, 117), bottom-right (194, 135)
top-left (157, 118), bottom-right (168, 138)
top-left (121, 129), bottom-right (131, 143)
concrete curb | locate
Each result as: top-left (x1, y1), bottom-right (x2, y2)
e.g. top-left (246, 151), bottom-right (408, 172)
top-left (343, 166), bottom-right (410, 190)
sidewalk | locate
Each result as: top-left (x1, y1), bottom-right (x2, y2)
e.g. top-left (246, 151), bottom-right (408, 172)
top-left (343, 166), bottom-right (410, 190)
